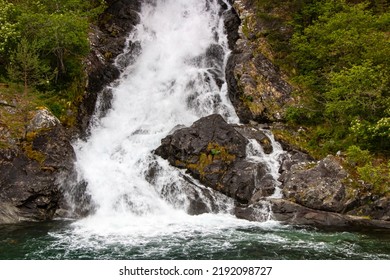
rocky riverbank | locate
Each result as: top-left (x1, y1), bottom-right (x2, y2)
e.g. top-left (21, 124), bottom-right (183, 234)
top-left (155, 114), bottom-right (390, 229)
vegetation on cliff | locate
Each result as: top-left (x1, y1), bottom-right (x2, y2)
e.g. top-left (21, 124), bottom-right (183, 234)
top-left (248, 0), bottom-right (389, 192)
top-left (0, 0), bottom-right (106, 128)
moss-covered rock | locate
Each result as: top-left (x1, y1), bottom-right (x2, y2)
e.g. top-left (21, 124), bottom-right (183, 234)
top-left (0, 108), bottom-right (75, 224)
top-left (155, 114), bottom-right (277, 204)
top-left (226, 0), bottom-right (293, 123)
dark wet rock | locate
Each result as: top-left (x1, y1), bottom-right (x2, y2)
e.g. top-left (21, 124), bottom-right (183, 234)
top-left (278, 149), bottom-right (313, 174)
top-left (347, 197), bottom-right (390, 222)
top-left (225, 54), bottom-right (253, 123)
top-left (0, 110), bottom-right (75, 224)
top-left (280, 155), bottom-right (353, 213)
top-left (250, 173), bottom-right (277, 203)
top-left (78, 0), bottom-right (142, 135)
top-left (145, 157), bottom-right (235, 215)
top-left (155, 114), bottom-right (248, 162)
top-left (155, 114), bottom-right (275, 204)
top-left (222, 4), bottom-right (241, 50)
top-left (236, 198), bottom-right (390, 229)
top-left (233, 125), bottom-right (273, 154)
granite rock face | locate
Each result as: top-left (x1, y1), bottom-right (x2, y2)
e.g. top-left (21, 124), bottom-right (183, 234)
top-left (280, 155), bottom-right (352, 213)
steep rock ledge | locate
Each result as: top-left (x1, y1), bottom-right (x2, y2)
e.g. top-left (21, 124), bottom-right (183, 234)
top-left (78, 0), bottom-right (142, 135)
top-left (225, 0), bottom-right (293, 123)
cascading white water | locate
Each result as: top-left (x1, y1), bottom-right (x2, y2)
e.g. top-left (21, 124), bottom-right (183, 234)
top-left (71, 0), bottom-right (280, 237)
top-left (246, 132), bottom-right (285, 198)
top-left (72, 0), bottom-right (246, 234)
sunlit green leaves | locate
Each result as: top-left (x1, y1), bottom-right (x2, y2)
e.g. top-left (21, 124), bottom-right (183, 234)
top-left (0, 0), bottom-right (20, 54)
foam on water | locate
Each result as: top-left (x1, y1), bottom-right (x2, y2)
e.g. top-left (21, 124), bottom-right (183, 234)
top-left (246, 131), bottom-right (285, 198)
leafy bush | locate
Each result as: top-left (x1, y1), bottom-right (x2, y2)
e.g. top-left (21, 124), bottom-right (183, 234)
top-left (282, 0), bottom-right (390, 153)
top-left (0, 0), bottom-right (107, 122)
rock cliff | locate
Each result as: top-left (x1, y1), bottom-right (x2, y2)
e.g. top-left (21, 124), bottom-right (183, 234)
top-left (0, 108), bottom-right (74, 223)
top-left (225, 0), bottom-right (293, 123)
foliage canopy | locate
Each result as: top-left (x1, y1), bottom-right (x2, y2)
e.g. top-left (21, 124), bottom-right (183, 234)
top-left (0, 0), bottom-right (106, 120)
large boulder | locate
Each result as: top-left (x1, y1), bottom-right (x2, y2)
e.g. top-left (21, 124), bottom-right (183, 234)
top-left (155, 114), bottom-right (275, 204)
top-left (280, 155), bottom-right (354, 213)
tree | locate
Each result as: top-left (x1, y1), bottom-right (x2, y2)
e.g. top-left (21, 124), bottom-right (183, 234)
top-left (7, 38), bottom-right (49, 95)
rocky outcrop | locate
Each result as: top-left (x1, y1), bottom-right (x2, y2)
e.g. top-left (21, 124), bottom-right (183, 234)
top-left (234, 154), bottom-right (390, 228)
top-left (155, 113), bottom-right (390, 228)
top-left (278, 154), bottom-right (390, 222)
top-left (225, 0), bottom-right (293, 123)
top-left (155, 114), bottom-right (276, 204)
top-left (0, 109), bottom-right (75, 224)
top-left (280, 155), bottom-right (354, 213)
top-left (78, 0), bottom-right (142, 134)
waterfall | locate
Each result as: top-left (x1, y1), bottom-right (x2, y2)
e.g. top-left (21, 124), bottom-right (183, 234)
top-left (73, 0), bottom-right (238, 222)
top-left (246, 131), bottom-right (285, 198)
top-left (70, 0), bottom-right (281, 236)
top-left (8, 0), bottom-right (386, 263)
